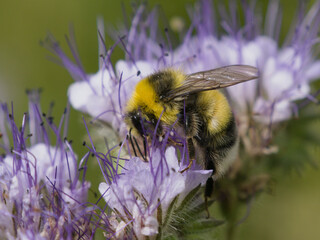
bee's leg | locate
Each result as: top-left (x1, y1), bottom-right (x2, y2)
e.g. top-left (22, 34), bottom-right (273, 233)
top-left (205, 175), bottom-right (214, 197)
top-left (204, 151), bottom-right (216, 217)
top-left (179, 138), bottom-right (195, 173)
top-left (205, 177), bottom-right (214, 218)
top-left (167, 138), bottom-right (183, 146)
top-left (143, 138), bottom-right (147, 160)
top-left (179, 158), bottom-right (194, 173)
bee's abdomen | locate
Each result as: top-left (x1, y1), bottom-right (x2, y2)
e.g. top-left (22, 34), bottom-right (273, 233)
top-left (211, 115), bottom-right (237, 152)
top-left (179, 90), bottom-right (238, 197)
top-left (196, 116), bottom-right (237, 159)
top-left (196, 114), bottom-right (239, 197)
top-left (204, 116), bottom-right (237, 167)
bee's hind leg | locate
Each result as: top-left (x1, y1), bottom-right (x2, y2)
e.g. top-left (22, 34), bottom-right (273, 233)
top-left (205, 177), bottom-right (214, 218)
top-left (179, 158), bottom-right (194, 173)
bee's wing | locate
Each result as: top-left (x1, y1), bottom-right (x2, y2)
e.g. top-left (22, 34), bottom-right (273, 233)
top-left (164, 65), bottom-right (259, 101)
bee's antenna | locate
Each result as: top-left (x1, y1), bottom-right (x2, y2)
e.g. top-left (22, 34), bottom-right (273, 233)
top-left (133, 135), bottom-right (147, 162)
top-left (129, 128), bottom-right (138, 157)
top-left (143, 137), bottom-right (147, 161)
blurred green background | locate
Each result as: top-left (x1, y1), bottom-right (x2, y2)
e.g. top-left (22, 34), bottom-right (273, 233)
top-left (0, 0), bottom-right (319, 239)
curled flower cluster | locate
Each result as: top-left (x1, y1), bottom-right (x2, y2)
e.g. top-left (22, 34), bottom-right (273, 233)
top-left (0, 93), bottom-right (90, 239)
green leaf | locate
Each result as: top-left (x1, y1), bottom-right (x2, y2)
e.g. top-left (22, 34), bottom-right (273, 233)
top-left (191, 199), bottom-right (215, 217)
top-left (163, 195), bottom-right (179, 229)
top-left (160, 185), bottom-right (221, 239)
top-left (175, 184), bottom-right (201, 213)
top-left (185, 218), bottom-right (225, 235)
top-left (163, 235), bottom-right (178, 240)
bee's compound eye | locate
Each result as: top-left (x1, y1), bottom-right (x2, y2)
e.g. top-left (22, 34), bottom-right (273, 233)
top-left (130, 114), bottom-right (144, 137)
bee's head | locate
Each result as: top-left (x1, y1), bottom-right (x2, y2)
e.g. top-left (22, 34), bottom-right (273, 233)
top-left (125, 110), bottom-right (162, 138)
top-left (125, 72), bottom-right (180, 138)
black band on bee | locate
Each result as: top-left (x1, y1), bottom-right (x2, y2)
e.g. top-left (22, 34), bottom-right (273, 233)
top-left (212, 116), bottom-right (237, 153)
top-left (177, 95), bottom-right (200, 137)
top-left (148, 71), bottom-right (175, 100)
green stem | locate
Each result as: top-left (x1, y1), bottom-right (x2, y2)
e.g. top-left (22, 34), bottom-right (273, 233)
top-left (221, 186), bottom-right (239, 240)
top-left (226, 213), bottom-right (237, 240)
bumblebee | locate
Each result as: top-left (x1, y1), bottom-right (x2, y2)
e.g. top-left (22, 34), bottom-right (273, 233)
top-left (125, 65), bottom-right (258, 197)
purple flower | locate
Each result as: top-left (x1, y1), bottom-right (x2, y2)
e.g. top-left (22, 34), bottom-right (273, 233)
top-left (0, 93), bottom-right (90, 239)
top-left (45, 0), bottom-right (320, 131)
top-left (172, 0), bottom-right (320, 123)
top-left (43, 26), bottom-right (156, 137)
top-left (36, 1), bottom-right (320, 238)
top-left (68, 60), bottom-right (154, 136)
top-left (97, 145), bottom-right (212, 238)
